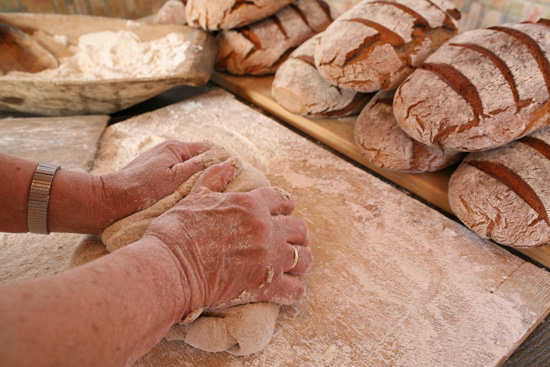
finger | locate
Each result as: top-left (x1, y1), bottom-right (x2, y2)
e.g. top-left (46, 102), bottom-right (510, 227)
top-left (275, 216), bottom-right (309, 246)
top-left (222, 275), bottom-right (306, 307)
top-left (170, 148), bottom-right (232, 184)
top-left (251, 187), bottom-right (295, 216)
top-left (286, 245), bottom-right (313, 275)
top-left (162, 140), bottom-right (219, 161)
top-left (258, 275), bottom-right (307, 305)
top-left (190, 157), bottom-right (242, 195)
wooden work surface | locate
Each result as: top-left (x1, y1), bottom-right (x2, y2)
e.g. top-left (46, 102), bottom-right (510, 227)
top-left (210, 72), bottom-right (550, 270)
top-left (70, 88), bottom-right (550, 367)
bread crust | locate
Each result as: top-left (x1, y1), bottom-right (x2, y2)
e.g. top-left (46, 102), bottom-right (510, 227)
top-left (215, 0), bottom-right (338, 76)
top-left (394, 21), bottom-right (550, 152)
top-left (185, 0), bottom-right (294, 31)
top-left (448, 128), bottom-right (550, 248)
top-left (272, 34), bottom-right (372, 117)
top-left (314, 0), bottom-right (459, 93)
top-left (355, 89), bottom-right (464, 172)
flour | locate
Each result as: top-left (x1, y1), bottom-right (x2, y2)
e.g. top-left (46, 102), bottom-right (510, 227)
top-left (8, 30), bottom-right (190, 80)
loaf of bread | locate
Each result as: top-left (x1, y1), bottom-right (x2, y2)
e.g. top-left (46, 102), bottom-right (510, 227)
top-left (449, 128), bottom-right (550, 248)
top-left (394, 20), bottom-right (550, 152)
top-left (354, 89), bottom-right (464, 173)
top-left (153, 0), bottom-right (186, 25)
top-left (272, 34), bottom-right (372, 117)
top-left (314, 0), bottom-right (460, 93)
top-left (185, 0), bottom-right (294, 31)
top-left (215, 0), bottom-right (338, 76)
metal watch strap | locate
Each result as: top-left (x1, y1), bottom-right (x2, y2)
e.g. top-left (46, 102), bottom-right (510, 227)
top-left (27, 163), bottom-right (61, 234)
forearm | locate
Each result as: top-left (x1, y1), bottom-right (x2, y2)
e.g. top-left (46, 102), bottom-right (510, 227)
top-left (0, 153), bottom-right (113, 234)
top-left (0, 238), bottom-right (186, 367)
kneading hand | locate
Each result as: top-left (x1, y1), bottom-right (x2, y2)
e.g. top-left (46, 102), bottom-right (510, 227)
top-left (142, 158), bottom-right (313, 317)
top-left (94, 140), bottom-right (228, 231)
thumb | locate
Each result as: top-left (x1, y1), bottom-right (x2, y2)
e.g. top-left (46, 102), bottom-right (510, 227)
top-left (190, 157), bottom-right (242, 195)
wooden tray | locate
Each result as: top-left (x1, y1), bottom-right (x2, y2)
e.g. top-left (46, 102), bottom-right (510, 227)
top-left (211, 72), bottom-right (550, 269)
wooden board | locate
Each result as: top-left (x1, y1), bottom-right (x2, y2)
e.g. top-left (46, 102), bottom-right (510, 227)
top-left (84, 88), bottom-right (550, 367)
top-left (210, 72), bottom-right (550, 269)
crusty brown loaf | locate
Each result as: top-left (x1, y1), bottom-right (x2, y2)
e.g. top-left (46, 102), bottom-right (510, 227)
top-left (448, 127), bottom-right (550, 248)
top-left (215, 0), bottom-right (338, 76)
top-left (354, 89), bottom-right (464, 173)
top-left (314, 0), bottom-right (459, 93)
top-left (394, 20), bottom-right (550, 152)
top-left (185, 0), bottom-right (294, 31)
top-left (272, 34), bottom-right (372, 117)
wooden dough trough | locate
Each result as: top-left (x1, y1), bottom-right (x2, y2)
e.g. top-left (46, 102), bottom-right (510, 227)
top-left (210, 72), bottom-right (550, 269)
top-left (0, 13), bottom-right (216, 116)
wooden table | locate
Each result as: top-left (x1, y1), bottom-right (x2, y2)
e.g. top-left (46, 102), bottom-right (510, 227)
top-left (1, 86), bottom-right (550, 366)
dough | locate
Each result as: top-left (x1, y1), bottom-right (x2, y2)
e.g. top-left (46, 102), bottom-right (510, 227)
top-left (70, 150), bottom-right (281, 355)
top-left (165, 302), bottom-right (280, 356)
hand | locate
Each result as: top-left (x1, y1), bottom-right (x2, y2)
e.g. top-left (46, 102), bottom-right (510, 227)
top-left (94, 140), bottom-right (228, 230)
top-left (143, 158), bottom-right (312, 317)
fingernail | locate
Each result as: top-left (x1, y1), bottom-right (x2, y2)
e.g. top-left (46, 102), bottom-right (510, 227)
top-left (273, 187), bottom-right (292, 200)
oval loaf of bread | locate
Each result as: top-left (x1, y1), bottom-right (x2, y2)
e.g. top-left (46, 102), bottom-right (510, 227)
top-left (215, 0), bottom-right (338, 76)
top-left (272, 34), bottom-right (372, 117)
top-left (314, 0), bottom-right (460, 93)
top-left (355, 89), bottom-right (464, 173)
top-left (394, 20), bottom-right (550, 152)
top-left (449, 128), bottom-right (550, 248)
top-left (185, 0), bottom-right (294, 31)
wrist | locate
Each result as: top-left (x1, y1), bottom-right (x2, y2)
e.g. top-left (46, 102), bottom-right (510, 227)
top-left (136, 235), bottom-right (191, 324)
top-left (47, 170), bottom-right (107, 234)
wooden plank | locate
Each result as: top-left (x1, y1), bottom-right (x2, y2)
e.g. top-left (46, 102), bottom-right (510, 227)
top-left (87, 88), bottom-right (550, 367)
top-left (210, 72), bottom-right (550, 269)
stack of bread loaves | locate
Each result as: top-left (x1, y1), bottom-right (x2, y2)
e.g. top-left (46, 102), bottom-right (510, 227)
top-left (396, 19), bottom-right (550, 248)
top-left (186, 0), bottom-right (339, 75)
top-left (160, 0), bottom-right (338, 75)
top-left (273, 0), bottom-right (465, 169)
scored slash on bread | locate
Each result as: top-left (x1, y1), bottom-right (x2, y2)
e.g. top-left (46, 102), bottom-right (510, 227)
top-left (314, 0), bottom-right (460, 93)
top-left (272, 34), bottom-right (372, 117)
top-left (215, 0), bottom-right (338, 76)
top-left (394, 20), bottom-right (550, 152)
top-left (449, 128), bottom-right (550, 248)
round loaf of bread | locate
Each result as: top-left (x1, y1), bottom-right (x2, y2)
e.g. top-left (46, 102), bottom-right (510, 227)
top-left (355, 89), bottom-right (464, 173)
top-left (314, 0), bottom-right (459, 93)
top-left (185, 0), bottom-right (294, 31)
top-left (272, 34), bottom-right (372, 117)
top-left (448, 128), bottom-right (550, 248)
top-left (215, 0), bottom-right (338, 76)
top-left (394, 20), bottom-right (550, 152)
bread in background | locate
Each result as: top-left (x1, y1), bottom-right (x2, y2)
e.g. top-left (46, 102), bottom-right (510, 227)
top-left (185, 0), bottom-right (294, 31)
top-left (314, 0), bottom-right (460, 93)
top-left (394, 20), bottom-right (550, 152)
top-left (449, 127), bottom-right (550, 248)
top-left (272, 34), bottom-right (372, 117)
top-left (355, 89), bottom-right (464, 173)
top-left (215, 0), bottom-right (338, 76)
